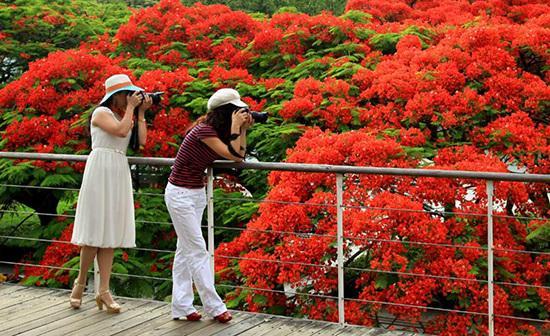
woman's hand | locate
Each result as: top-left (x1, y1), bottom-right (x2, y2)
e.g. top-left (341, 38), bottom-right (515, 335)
top-left (139, 94), bottom-right (153, 114)
top-left (231, 109), bottom-right (249, 128)
top-left (241, 113), bottom-right (254, 130)
top-left (127, 91), bottom-right (144, 109)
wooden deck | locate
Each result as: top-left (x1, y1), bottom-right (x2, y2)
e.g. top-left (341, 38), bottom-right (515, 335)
top-left (0, 284), bottom-right (415, 336)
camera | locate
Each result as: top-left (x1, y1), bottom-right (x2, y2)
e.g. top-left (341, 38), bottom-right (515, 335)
top-left (244, 108), bottom-right (268, 123)
top-left (139, 91), bottom-right (164, 105)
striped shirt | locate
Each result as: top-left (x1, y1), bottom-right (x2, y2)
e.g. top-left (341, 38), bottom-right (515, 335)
top-left (168, 123), bottom-right (221, 188)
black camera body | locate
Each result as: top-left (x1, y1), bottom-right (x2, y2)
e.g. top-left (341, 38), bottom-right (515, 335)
top-left (129, 91), bottom-right (163, 152)
top-left (243, 108), bottom-right (268, 123)
top-left (139, 91), bottom-right (164, 105)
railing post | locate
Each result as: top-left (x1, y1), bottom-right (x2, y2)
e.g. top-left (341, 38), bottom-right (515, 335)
top-left (93, 257), bottom-right (99, 295)
top-left (207, 167), bottom-right (215, 276)
top-left (486, 180), bottom-right (494, 336)
top-left (336, 173), bottom-right (345, 325)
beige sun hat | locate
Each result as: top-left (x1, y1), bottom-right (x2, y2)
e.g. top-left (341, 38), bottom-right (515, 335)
top-left (99, 74), bottom-right (143, 105)
top-left (207, 88), bottom-right (248, 111)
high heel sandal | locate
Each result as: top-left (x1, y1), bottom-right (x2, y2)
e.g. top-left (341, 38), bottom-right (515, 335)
top-left (95, 290), bottom-right (121, 313)
top-left (69, 280), bottom-right (85, 309)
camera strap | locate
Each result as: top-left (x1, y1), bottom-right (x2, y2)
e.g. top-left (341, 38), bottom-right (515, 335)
top-left (227, 143), bottom-right (245, 159)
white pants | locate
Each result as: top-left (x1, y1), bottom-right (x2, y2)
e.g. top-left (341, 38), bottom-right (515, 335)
top-left (164, 182), bottom-right (227, 318)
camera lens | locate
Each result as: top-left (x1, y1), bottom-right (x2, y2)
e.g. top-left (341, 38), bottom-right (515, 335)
top-left (148, 92), bottom-right (164, 105)
top-left (251, 111), bottom-right (268, 123)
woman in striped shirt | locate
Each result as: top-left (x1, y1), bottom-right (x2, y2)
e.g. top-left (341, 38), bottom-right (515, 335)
top-left (164, 88), bottom-right (252, 323)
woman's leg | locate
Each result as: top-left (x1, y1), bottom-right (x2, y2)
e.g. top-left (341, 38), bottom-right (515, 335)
top-left (71, 246), bottom-right (98, 300)
top-left (166, 185), bottom-right (198, 318)
top-left (96, 247), bottom-right (117, 305)
top-left (170, 190), bottom-right (226, 318)
top-left (189, 198), bottom-right (228, 318)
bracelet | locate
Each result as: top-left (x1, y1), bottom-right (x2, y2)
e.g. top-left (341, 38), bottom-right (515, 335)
top-left (138, 118), bottom-right (146, 123)
top-left (229, 133), bottom-right (240, 141)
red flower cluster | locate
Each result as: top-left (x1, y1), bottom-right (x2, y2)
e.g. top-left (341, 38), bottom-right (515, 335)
top-left (24, 223), bottom-right (79, 286)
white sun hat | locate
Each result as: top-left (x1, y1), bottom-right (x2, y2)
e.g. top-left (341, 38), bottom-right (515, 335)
top-left (99, 74), bottom-right (143, 105)
top-left (207, 88), bottom-right (248, 111)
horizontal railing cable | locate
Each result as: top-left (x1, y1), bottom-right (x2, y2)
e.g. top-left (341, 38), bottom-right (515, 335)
top-left (0, 235), bottom-right (173, 254)
top-left (0, 183), bottom-right (165, 198)
top-left (344, 297), bottom-right (488, 317)
top-left (345, 266), bottom-right (487, 284)
top-left (216, 254), bottom-right (334, 269)
top-left (214, 197), bottom-right (549, 221)
top-left (213, 225), bottom-right (336, 239)
top-left (0, 261), bottom-right (89, 274)
top-left (494, 281), bottom-right (550, 290)
top-left (0, 209), bottom-right (174, 226)
top-left (493, 314), bottom-right (549, 324)
top-left (0, 183), bottom-right (80, 192)
top-left (1, 182), bottom-right (546, 222)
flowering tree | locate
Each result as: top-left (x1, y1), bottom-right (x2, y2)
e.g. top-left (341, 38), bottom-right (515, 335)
top-left (0, 0), bottom-right (130, 85)
top-left (0, 0), bottom-right (548, 334)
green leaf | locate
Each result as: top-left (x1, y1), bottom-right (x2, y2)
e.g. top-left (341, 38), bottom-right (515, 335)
top-left (252, 294), bottom-right (268, 305)
top-left (375, 274), bottom-right (389, 289)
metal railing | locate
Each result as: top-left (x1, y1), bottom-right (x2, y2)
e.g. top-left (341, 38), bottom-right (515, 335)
top-left (0, 151), bottom-right (549, 335)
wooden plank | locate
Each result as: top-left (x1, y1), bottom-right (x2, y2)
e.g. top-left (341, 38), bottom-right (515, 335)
top-left (261, 319), bottom-right (315, 336)
top-left (0, 288), bottom-right (57, 312)
top-left (16, 297), bottom-right (138, 336)
top-left (2, 300), bottom-right (99, 336)
top-left (178, 313), bottom-right (256, 336)
top-left (336, 325), bottom-right (400, 335)
top-left (312, 323), bottom-right (348, 335)
top-left (0, 285), bottom-right (417, 336)
top-left (236, 318), bottom-right (292, 336)
top-left (110, 306), bottom-right (178, 336)
top-left (208, 314), bottom-right (271, 336)
top-left (66, 300), bottom-right (166, 336)
top-left (36, 299), bottom-right (150, 336)
top-left (0, 284), bottom-right (31, 295)
top-left (138, 315), bottom-right (217, 336)
top-left (285, 320), bottom-right (335, 335)
top-left (95, 304), bottom-right (171, 336)
top-left (1, 290), bottom-right (68, 322)
top-left (158, 312), bottom-right (248, 336)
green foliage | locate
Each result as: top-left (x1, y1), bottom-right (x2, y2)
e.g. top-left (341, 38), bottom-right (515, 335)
top-left (239, 120), bottom-right (303, 196)
top-left (0, 0), bottom-right (131, 85)
top-left (179, 0), bottom-right (345, 16)
top-left (340, 10), bottom-right (372, 24)
top-left (122, 57), bottom-right (172, 76)
top-left (525, 223), bottom-right (550, 251)
top-left (369, 26), bottom-right (435, 55)
top-left (134, 188), bottom-right (172, 249)
top-left (213, 188), bottom-right (258, 243)
top-left (172, 78), bottom-right (214, 118)
top-left (510, 288), bottom-right (549, 320)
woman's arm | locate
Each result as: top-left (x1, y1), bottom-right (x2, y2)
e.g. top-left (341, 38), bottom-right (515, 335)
top-left (201, 109), bottom-right (250, 162)
top-left (137, 95), bottom-right (152, 146)
top-left (202, 137), bottom-right (246, 162)
top-left (227, 109), bottom-right (251, 158)
top-left (92, 92), bottom-right (142, 137)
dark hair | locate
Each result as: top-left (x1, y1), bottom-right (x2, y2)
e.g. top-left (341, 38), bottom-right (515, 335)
top-left (89, 90), bottom-right (133, 133)
top-left (187, 103), bottom-right (240, 144)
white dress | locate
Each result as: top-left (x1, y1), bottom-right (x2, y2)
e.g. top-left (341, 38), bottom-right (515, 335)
top-left (71, 107), bottom-right (136, 248)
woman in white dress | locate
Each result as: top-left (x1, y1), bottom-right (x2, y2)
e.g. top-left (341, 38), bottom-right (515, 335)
top-left (69, 74), bottom-right (151, 312)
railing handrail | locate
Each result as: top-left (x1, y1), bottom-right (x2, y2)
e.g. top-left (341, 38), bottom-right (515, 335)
top-left (0, 151), bottom-right (548, 183)
top-left (0, 151), bottom-right (548, 334)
